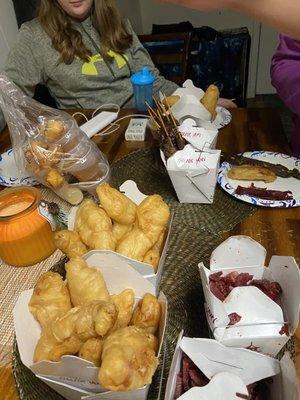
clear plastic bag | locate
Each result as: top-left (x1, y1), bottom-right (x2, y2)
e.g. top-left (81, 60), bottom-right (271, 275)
top-left (0, 75), bottom-right (110, 204)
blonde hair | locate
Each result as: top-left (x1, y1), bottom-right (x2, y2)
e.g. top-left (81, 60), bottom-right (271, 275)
top-left (38, 0), bottom-right (132, 64)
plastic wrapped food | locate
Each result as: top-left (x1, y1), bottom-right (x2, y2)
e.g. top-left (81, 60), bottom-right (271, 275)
top-left (0, 75), bottom-right (110, 204)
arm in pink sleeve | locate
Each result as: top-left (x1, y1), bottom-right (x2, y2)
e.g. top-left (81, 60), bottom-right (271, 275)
top-left (271, 34), bottom-right (300, 117)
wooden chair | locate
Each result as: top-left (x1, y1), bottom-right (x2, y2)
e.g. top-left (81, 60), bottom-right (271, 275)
top-left (138, 32), bottom-right (192, 85)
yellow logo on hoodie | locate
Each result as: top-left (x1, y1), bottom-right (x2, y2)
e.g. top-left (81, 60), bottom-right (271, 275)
top-left (82, 52), bottom-right (128, 76)
top-left (82, 54), bottom-right (102, 76)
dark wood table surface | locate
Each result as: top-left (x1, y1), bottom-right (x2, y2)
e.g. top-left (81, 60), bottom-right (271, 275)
top-left (0, 108), bottom-right (299, 399)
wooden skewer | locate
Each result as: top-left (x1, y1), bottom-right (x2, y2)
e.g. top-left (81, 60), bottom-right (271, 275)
top-left (146, 100), bottom-right (174, 147)
top-left (164, 97), bottom-right (177, 126)
top-left (159, 94), bottom-right (172, 122)
top-left (147, 108), bottom-right (161, 129)
top-left (164, 96), bottom-right (185, 141)
top-left (155, 109), bottom-right (174, 147)
top-left (153, 97), bottom-right (168, 121)
top-left (145, 101), bottom-right (159, 120)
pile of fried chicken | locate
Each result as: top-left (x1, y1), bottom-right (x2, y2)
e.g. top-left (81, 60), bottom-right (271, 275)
top-left (54, 183), bottom-right (170, 271)
top-left (29, 258), bottom-right (161, 391)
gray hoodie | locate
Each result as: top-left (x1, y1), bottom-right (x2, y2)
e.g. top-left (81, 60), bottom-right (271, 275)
top-left (0, 17), bottom-right (178, 130)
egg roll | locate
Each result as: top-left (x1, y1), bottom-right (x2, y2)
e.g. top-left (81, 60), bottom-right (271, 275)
top-left (116, 228), bottom-right (152, 261)
top-left (130, 293), bottom-right (161, 334)
top-left (54, 230), bottom-right (88, 258)
top-left (136, 195), bottom-right (170, 245)
top-left (96, 183), bottom-right (136, 225)
top-left (75, 199), bottom-right (116, 251)
top-left (200, 84), bottom-right (220, 121)
top-left (111, 289), bottom-right (135, 330)
top-left (65, 257), bottom-right (110, 306)
top-left (99, 326), bottom-right (158, 391)
top-left (79, 338), bottom-right (103, 366)
top-left (29, 272), bottom-right (72, 329)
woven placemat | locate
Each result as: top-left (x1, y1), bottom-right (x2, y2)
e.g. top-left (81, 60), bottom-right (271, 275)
top-left (12, 230), bottom-right (224, 400)
top-left (0, 188), bottom-right (70, 367)
top-left (111, 148), bottom-right (257, 235)
top-left (12, 229), bottom-right (295, 400)
top-left (11, 148), bottom-right (262, 399)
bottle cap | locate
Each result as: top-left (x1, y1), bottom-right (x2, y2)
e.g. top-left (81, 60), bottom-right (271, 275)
top-left (131, 66), bottom-right (155, 86)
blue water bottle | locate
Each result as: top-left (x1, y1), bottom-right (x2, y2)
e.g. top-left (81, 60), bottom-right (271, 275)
top-left (130, 66), bottom-right (155, 112)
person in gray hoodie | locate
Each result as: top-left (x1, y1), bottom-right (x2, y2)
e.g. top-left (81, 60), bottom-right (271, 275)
top-left (0, 0), bottom-right (178, 131)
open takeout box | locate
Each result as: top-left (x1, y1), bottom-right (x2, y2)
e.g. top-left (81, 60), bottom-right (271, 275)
top-left (199, 235), bottom-right (300, 356)
top-left (68, 180), bottom-right (173, 292)
top-left (169, 79), bottom-right (226, 129)
top-left (13, 252), bottom-right (168, 400)
top-left (161, 145), bottom-right (221, 204)
top-left (165, 332), bottom-right (299, 400)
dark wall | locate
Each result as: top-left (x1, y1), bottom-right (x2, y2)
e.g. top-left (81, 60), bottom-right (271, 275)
top-left (12, 0), bottom-right (38, 27)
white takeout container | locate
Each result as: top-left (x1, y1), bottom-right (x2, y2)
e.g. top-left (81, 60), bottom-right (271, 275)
top-left (165, 333), bottom-right (299, 400)
top-left (161, 145), bottom-right (221, 204)
top-left (68, 180), bottom-right (173, 292)
top-left (170, 80), bottom-right (225, 130)
top-left (14, 252), bottom-right (168, 400)
top-left (199, 235), bottom-right (300, 356)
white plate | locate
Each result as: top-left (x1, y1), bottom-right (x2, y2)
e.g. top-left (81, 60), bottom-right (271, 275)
top-left (0, 149), bottom-right (38, 187)
top-left (214, 106), bottom-right (232, 129)
top-left (218, 151), bottom-right (300, 208)
top-left (178, 107), bottom-right (232, 131)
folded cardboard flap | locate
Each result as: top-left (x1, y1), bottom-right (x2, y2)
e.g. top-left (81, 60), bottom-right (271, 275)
top-left (280, 353), bottom-right (300, 400)
top-left (165, 335), bottom-right (299, 400)
top-left (180, 337), bottom-right (280, 385)
top-left (267, 256), bottom-right (300, 333)
top-left (173, 79), bottom-right (205, 100)
top-left (177, 373), bottom-right (248, 400)
top-left (118, 180), bottom-right (147, 205)
top-left (82, 252), bottom-right (155, 297)
top-left (171, 94), bottom-right (211, 122)
top-left (210, 235), bottom-right (266, 270)
top-left (223, 286), bottom-right (284, 325)
top-left (178, 124), bottom-right (218, 150)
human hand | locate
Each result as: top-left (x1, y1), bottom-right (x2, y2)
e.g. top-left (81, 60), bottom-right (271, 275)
top-left (158, 0), bottom-right (232, 11)
top-left (218, 98), bottom-right (237, 109)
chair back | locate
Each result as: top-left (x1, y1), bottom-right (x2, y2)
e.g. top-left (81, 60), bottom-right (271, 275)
top-left (138, 32), bottom-right (192, 85)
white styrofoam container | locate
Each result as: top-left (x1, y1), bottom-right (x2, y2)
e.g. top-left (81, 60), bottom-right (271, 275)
top-left (170, 79), bottom-right (226, 130)
top-left (165, 333), bottom-right (299, 400)
top-left (199, 235), bottom-right (300, 356)
top-left (14, 252), bottom-right (168, 400)
top-left (68, 180), bottom-right (173, 292)
top-left (161, 146), bottom-right (221, 204)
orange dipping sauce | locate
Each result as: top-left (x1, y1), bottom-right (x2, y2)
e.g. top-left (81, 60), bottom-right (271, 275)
top-left (0, 187), bottom-right (56, 267)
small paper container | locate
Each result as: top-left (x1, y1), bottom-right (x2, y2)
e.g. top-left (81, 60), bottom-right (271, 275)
top-left (164, 332), bottom-right (299, 400)
top-left (198, 235), bottom-right (300, 356)
top-left (161, 147), bottom-right (221, 204)
top-left (14, 253), bottom-right (168, 400)
top-left (68, 180), bottom-right (173, 293)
